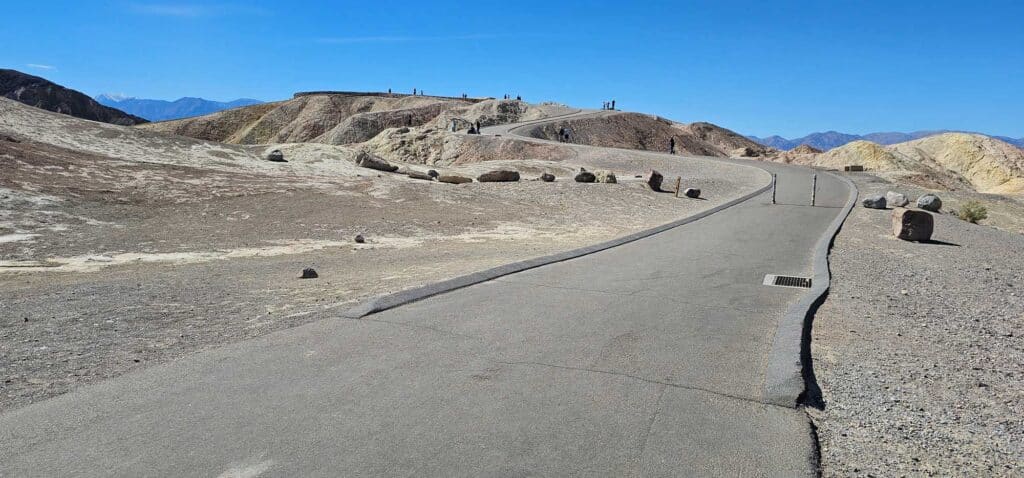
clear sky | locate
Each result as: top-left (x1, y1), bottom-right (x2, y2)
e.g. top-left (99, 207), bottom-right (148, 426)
top-left (3, 1), bottom-right (1021, 138)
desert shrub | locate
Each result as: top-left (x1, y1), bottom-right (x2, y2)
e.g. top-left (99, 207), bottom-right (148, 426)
top-left (955, 200), bottom-right (988, 224)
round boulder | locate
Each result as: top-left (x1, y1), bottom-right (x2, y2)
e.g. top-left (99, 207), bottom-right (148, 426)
top-left (683, 188), bottom-right (701, 198)
top-left (917, 194), bottom-right (942, 212)
top-left (540, 173), bottom-right (556, 182)
top-left (266, 149), bottom-right (286, 162)
top-left (862, 195), bottom-right (887, 209)
top-left (574, 171), bottom-right (596, 183)
top-left (595, 170), bottom-right (617, 183)
top-left (885, 191), bottom-right (909, 208)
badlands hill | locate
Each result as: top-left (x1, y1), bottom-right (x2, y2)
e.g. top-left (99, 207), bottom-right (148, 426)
top-left (0, 69), bottom-right (147, 126)
top-left (520, 112), bottom-right (772, 158)
top-left (770, 133), bottom-right (1024, 194)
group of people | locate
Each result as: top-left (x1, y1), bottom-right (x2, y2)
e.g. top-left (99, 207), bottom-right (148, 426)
top-left (601, 100), bottom-right (616, 110)
top-left (503, 94), bottom-right (522, 101)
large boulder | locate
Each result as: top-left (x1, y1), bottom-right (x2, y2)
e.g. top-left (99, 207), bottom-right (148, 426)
top-left (266, 149), bottom-right (286, 162)
top-left (407, 170), bottom-right (434, 181)
top-left (683, 188), bottom-right (701, 198)
top-left (645, 170), bottom-right (664, 191)
top-left (540, 173), bottom-right (556, 182)
top-left (917, 194), bottom-right (942, 212)
top-left (574, 171), bottom-right (596, 183)
top-left (595, 170), bottom-right (617, 183)
top-left (300, 268), bottom-right (318, 279)
top-left (438, 174), bottom-right (473, 184)
top-left (862, 195), bottom-right (887, 209)
top-left (355, 151), bottom-right (398, 172)
top-left (892, 209), bottom-right (934, 241)
top-left (885, 191), bottom-right (909, 208)
top-left (477, 170), bottom-right (520, 182)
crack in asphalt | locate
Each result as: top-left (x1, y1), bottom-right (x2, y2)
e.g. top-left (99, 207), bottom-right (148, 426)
top-left (488, 359), bottom-right (796, 410)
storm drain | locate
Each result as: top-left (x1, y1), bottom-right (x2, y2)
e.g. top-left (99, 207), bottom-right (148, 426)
top-left (763, 274), bottom-right (812, 289)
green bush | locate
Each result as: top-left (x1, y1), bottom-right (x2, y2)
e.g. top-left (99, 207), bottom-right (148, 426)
top-left (956, 200), bottom-right (988, 224)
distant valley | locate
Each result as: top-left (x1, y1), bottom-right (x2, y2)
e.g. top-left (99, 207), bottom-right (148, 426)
top-left (749, 130), bottom-right (1024, 151)
top-left (95, 94), bottom-right (262, 122)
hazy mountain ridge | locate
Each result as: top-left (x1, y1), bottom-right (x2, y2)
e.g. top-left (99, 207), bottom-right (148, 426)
top-left (0, 69), bottom-right (147, 125)
top-left (750, 130), bottom-right (1024, 151)
top-left (95, 95), bottom-right (263, 121)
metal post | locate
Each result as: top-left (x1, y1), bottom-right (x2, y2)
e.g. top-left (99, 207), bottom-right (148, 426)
top-left (771, 174), bottom-right (777, 205)
top-left (811, 174), bottom-right (817, 206)
top-left (674, 177), bottom-right (682, 198)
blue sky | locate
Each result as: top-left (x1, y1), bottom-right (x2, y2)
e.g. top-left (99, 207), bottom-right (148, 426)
top-left (2, 1), bottom-right (1022, 138)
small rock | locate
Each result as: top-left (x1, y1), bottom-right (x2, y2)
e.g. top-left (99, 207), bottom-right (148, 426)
top-left (645, 170), bottom-right (664, 191)
top-left (892, 209), bottom-right (934, 241)
top-left (266, 149), bottom-right (286, 162)
top-left (355, 151), bottom-right (399, 172)
top-left (438, 174), bottom-right (473, 184)
top-left (300, 268), bottom-right (318, 279)
top-left (862, 195), bottom-right (887, 209)
top-left (885, 191), bottom-right (909, 207)
top-left (917, 194), bottom-right (942, 212)
top-left (477, 170), bottom-right (520, 182)
top-left (354, 234), bottom-right (365, 244)
top-left (407, 170), bottom-right (434, 181)
top-left (540, 173), bottom-right (556, 182)
top-left (427, 169), bottom-right (439, 178)
top-left (574, 171), bottom-right (596, 183)
top-left (683, 188), bottom-right (701, 198)
top-left (595, 170), bottom-right (617, 183)
top-left (2, 135), bottom-right (20, 143)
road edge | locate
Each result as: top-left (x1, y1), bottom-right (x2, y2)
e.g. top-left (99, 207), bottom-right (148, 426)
top-left (342, 179), bottom-right (772, 319)
top-left (762, 171), bottom-right (858, 408)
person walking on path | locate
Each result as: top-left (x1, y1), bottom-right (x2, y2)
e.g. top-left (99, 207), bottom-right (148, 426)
top-left (670, 137), bottom-right (676, 154)
top-left (611, 100), bottom-right (616, 110)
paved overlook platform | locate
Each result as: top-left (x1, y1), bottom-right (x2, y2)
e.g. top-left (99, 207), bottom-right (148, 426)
top-left (0, 111), bottom-right (854, 477)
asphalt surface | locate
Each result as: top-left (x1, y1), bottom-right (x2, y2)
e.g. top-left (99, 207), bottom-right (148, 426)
top-left (0, 112), bottom-right (853, 477)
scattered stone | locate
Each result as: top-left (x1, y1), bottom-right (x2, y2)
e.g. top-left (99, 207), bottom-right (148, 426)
top-left (355, 151), bottom-right (398, 172)
top-left (540, 173), bottom-right (556, 182)
top-left (595, 170), bottom-right (617, 183)
top-left (427, 169), bottom-right (439, 178)
top-left (574, 171), bottom-right (596, 183)
top-left (885, 191), bottom-right (909, 208)
top-left (407, 170), bottom-right (434, 181)
top-left (862, 195), bottom-right (887, 209)
top-left (300, 268), bottom-right (318, 279)
top-left (2, 135), bottom-right (20, 143)
top-left (477, 170), bottom-right (520, 182)
top-left (683, 188), bottom-right (701, 198)
top-left (438, 175), bottom-right (473, 184)
top-left (265, 149), bottom-right (286, 162)
top-left (892, 209), bottom-right (934, 241)
top-left (917, 194), bottom-right (942, 212)
top-left (645, 170), bottom-right (664, 191)
top-left (354, 234), bottom-right (365, 243)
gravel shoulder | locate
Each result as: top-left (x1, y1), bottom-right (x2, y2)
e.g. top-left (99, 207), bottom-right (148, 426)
top-left (808, 174), bottom-right (1024, 476)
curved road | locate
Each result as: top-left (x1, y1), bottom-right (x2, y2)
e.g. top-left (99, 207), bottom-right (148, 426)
top-left (0, 110), bottom-right (855, 476)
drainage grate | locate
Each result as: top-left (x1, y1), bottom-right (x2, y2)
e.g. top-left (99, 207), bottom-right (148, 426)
top-left (763, 274), bottom-right (812, 289)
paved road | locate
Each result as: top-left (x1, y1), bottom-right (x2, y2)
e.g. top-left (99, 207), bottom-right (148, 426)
top-left (0, 112), bottom-right (853, 477)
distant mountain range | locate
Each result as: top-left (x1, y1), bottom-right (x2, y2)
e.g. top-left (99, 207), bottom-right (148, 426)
top-left (1, 69), bottom-right (147, 125)
top-left (749, 130), bottom-right (1024, 151)
top-left (95, 94), bottom-right (263, 122)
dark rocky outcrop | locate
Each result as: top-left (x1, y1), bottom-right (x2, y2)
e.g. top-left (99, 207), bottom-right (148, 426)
top-left (0, 69), bottom-right (147, 125)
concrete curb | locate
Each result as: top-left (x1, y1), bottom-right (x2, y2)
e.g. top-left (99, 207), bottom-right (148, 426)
top-left (762, 171), bottom-right (858, 408)
top-left (342, 180), bottom-right (773, 319)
